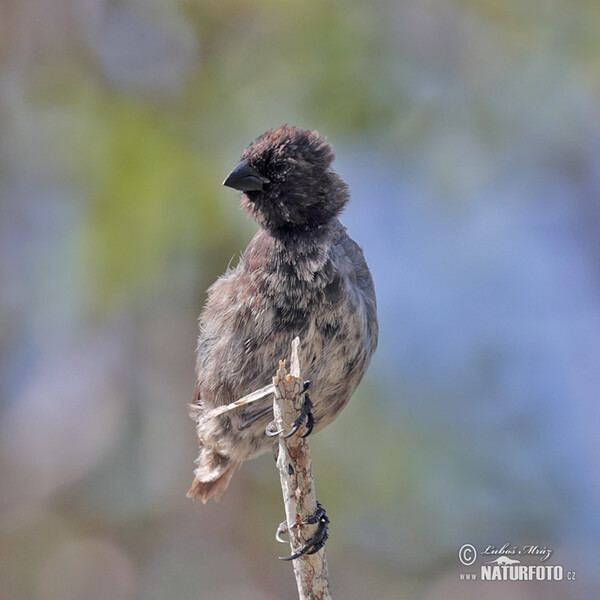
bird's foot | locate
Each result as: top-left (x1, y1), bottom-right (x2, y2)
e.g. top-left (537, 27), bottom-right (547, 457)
top-left (276, 501), bottom-right (330, 561)
top-left (265, 381), bottom-right (314, 438)
top-left (284, 381), bottom-right (314, 438)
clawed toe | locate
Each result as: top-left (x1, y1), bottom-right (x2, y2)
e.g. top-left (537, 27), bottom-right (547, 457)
top-left (265, 420), bottom-right (283, 437)
top-left (275, 520), bottom-right (288, 544)
top-left (278, 502), bottom-right (330, 561)
top-left (284, 392), bottom-right (314, 439)
top-left (300, 406), bottom-right (315, 438)
top-left (265, 381), bottom-right (315, 439)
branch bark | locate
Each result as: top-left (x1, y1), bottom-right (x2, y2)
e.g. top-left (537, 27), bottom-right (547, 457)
top-left (272, 337), bottom-right (332, 600)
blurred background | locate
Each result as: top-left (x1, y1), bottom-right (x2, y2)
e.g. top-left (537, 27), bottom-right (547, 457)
top-left (1, 0), bottom-right (600, 598)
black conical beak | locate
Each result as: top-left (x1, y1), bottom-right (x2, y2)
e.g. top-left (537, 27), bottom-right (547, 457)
top-left (222, 158), bottom-right (269, 192)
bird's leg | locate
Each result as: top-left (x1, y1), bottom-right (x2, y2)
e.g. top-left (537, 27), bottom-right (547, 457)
top-left (277, 501), bottom-right (330, 561)
top-left (284, 381), bottom-right (314, 439)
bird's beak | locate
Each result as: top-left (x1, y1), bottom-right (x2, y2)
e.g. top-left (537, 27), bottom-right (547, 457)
top-left (222, 158), bottom-right (269, 192)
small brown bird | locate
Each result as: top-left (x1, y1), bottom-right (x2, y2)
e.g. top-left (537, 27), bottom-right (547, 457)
top-left (187, 125), bottom-right (377, 503)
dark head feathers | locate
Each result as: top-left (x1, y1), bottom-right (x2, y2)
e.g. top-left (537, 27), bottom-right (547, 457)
top-left (243, 125), bottom-right (334, 172)
top-left (226, 125), bottom-right (349, 234)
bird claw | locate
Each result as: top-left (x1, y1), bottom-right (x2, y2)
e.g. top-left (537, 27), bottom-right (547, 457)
top-left (265, 380), bottom-right (314, 438)
top-left (278, 502), bottom-right (330, 561)
top-left (284, 387), bottom-right (314, 439)
top-left (265, 421), bottom-right (283, 437)
top-left (275, 520), bottom-right (288, 544)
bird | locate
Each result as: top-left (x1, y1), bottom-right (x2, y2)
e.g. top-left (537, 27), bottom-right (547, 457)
top-left (187, 125), bottom-right (378, 504)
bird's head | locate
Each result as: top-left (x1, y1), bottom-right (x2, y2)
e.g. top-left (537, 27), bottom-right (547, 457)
top-left (223, 125), bottom-right (349, 234)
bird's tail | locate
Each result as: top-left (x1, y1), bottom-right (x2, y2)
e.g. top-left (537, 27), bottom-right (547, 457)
top-left (186, 446), bottom-right (239, 503)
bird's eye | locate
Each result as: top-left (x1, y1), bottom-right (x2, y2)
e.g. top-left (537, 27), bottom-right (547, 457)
top-left (270, 162), bottom-right (289, 179)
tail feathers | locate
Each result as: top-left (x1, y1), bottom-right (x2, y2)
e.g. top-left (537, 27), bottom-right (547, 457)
top-left (186, 465), bottom-right (237, 503)
top-left (186, 447), bottom-right (238, 503)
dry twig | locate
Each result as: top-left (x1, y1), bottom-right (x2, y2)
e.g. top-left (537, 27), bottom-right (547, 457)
top-left (272, 337), bottom-right (332, 600)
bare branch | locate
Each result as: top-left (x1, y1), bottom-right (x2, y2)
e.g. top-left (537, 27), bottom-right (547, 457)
top-left (272, 337), bottom-right (332, 600)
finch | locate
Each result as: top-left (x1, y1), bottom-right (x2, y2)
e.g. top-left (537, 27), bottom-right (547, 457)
top-left (187, 125), bottom-right (378, 503)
